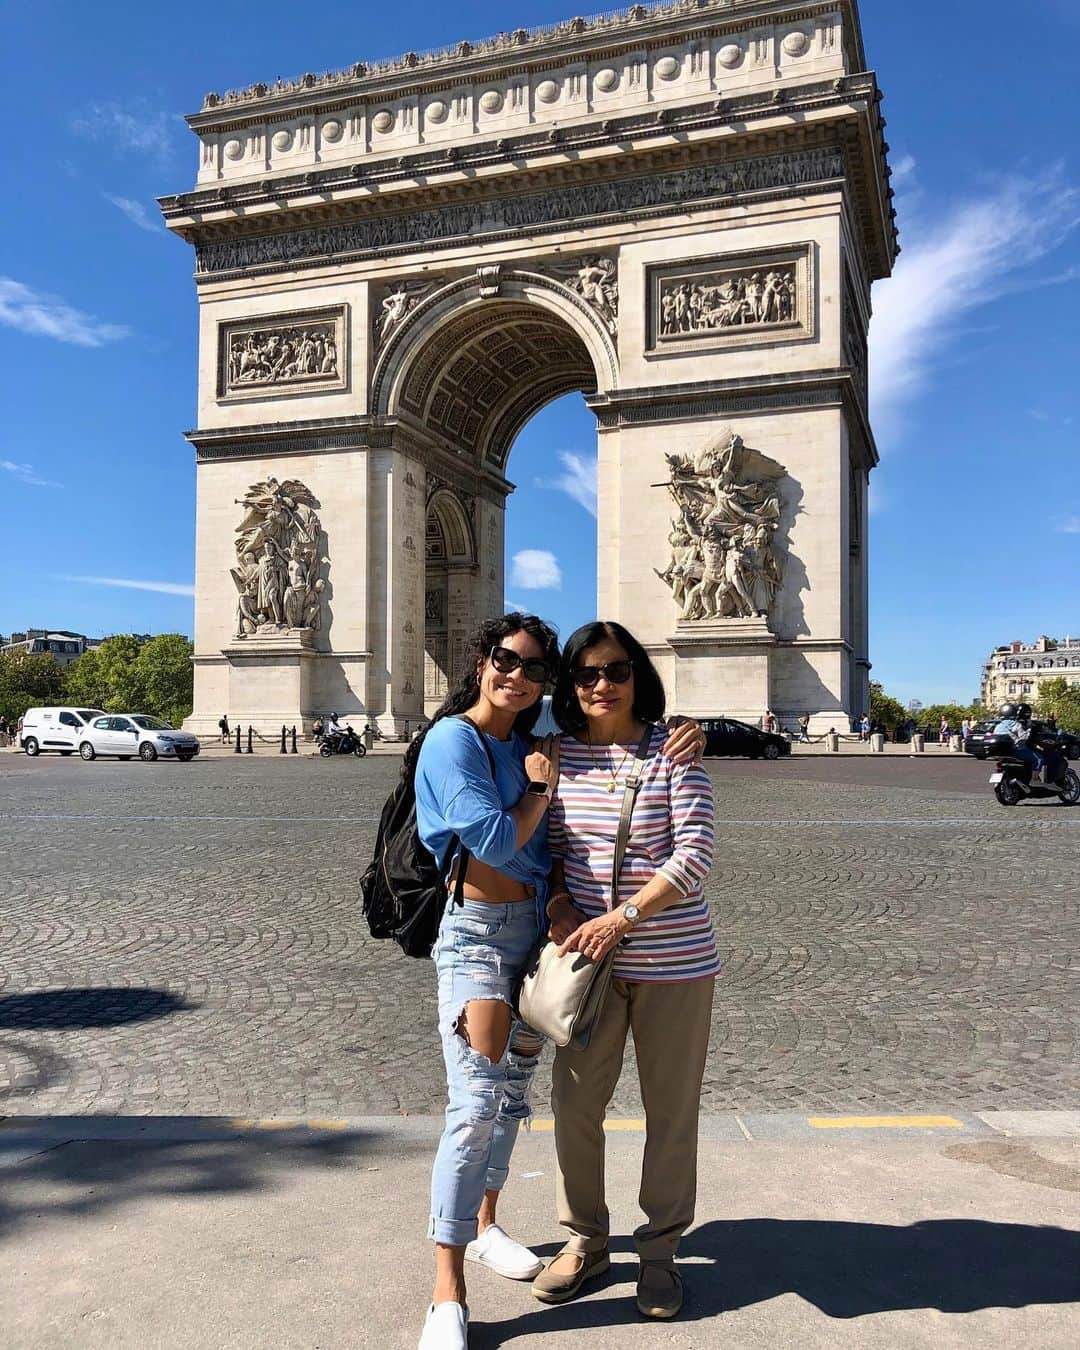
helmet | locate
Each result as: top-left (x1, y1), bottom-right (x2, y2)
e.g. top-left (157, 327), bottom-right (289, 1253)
top-left (1015, 703), bottom-right (1032, 720)
top-left (998, 703), bottom-right (1018, 719)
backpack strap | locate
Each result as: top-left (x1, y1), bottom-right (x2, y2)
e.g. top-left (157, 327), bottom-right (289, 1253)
top-left (445, 715), bottom-right (499, 908)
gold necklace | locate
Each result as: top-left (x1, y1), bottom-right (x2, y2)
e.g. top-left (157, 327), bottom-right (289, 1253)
top-left (586, 732), bottom-right (633, 793)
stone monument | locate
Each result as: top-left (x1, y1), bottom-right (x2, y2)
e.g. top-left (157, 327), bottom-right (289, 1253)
top-left (161, 0), bottom-right (896, 735)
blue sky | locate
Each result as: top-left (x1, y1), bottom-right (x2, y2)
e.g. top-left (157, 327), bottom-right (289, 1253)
top-left (1, 1), bottom-right (1077, 704)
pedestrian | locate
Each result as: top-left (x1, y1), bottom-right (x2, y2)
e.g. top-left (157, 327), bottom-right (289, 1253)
top-left (762, 709), bottom-right (776, 734)
top-left (410, 612), bottom-right (705, 1350)
top-left (798, 712), bottom-right (810, 743)
top-left (860, 714), bottom-right (871, 741)
top-left (940, 715), bottom-right (950, 746)
top-left (531, 621), bottom-right (717, 1323)
top-left (218, 713), bottom-right (230, 744)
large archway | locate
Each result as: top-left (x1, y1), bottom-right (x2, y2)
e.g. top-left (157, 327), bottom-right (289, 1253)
top-left (169, 1), bottom-right (894, 737)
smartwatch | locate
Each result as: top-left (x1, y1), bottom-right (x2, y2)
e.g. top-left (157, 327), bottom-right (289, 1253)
top-left (526, 780), bottom-right (552, 800)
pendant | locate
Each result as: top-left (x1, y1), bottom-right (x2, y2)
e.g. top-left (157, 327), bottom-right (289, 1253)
top-left (607, 782), bottom-right (617, 793)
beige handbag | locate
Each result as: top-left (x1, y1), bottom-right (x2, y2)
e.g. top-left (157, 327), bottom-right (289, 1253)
top-left (517, 725), bottom-right (653, 1048)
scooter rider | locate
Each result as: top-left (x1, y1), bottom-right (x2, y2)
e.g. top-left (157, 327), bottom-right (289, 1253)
top-left (993, 703), bottom-right (1064, 786)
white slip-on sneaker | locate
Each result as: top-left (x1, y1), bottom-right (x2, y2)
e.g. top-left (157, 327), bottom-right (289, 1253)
top-left (465, 1223), bottom-right (543, 1280)
top-left (418, 1301), bottom-right (468, 1350)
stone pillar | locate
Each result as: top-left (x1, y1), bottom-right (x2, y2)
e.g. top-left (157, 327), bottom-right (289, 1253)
top-left (367, 448), bottom-right (425, 734)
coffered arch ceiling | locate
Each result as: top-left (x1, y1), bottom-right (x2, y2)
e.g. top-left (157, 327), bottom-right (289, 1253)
top-left (396, 302), bottom-right (597, 473)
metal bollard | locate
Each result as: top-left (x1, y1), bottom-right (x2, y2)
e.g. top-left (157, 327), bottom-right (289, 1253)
top-left (234, 725), bottom-right (242, 754)
top-left (826, 731), bottom-right (839, 753)
top-left (280, 724), bottom-right (287, 754)
top-left (290, 726), bottom-right (298, 754)
top-left (912, 733), bottom-right (925, 754)
top-left (246, 726), bottom-right (253, 754)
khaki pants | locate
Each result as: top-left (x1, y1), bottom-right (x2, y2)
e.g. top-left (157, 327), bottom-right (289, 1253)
top-left (551, 975), bottom-right (715, 1263)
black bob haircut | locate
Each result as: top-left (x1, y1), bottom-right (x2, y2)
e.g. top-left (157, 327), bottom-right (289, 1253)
top-left (553, 620), bottom-right (666, 735)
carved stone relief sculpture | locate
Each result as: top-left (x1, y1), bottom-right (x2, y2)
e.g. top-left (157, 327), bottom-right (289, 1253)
top-left (373, 279), bottom-right (440, 347)
top-left (552, 255), bottom-right (619, 334)
top-left (654, 429), bottom-right (786, 622)
top-left (219, 308), bottom-right (346, 398)
top-left (648, 246), bottom-right (811, 352)
top-left (230, 477), bottom-right (328, 637)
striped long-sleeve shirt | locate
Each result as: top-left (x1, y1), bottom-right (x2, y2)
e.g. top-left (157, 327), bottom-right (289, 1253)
top-left (548, 725), bottom-right (719, 983)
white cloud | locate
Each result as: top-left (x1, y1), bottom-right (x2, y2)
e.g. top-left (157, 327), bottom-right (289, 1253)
top-left (1055, 517), bottom-right (1080, 535)
top-left (537, 451), bottom-right (598, 517)
top-left (890, 153), bottom-right (917, 189)
top-left (104, 193), bottom-right (161, 233)
top-left (504, 600), bottom-right (528, 613)
top-left (870, 166), bottom-right (1080, 440)
top-left (0, 277), bottom-right (131, 347)
top-left (1, 459), bottom-right (62, 489)
top-left (71, 102), bottom-right (177, 162)
top-left (61, 575), bottom-right (195, 597)
top-left (511, 549), bottom-right (562, 590)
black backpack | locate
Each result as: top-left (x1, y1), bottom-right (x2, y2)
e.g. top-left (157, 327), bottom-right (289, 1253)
top-left (360, 716), bottom-right (496, 958)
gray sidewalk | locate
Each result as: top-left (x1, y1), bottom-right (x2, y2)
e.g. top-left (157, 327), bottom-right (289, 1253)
top-left (3, 1113), bottom-right (1078, 1349)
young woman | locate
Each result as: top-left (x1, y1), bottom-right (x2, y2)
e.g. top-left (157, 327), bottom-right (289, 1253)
top-left (532, 621), bottom-right (718, 1321)
top-left (411, 612), bottom-right (560, 1350)
top-left (411, 613), bottom-right (706, 1350)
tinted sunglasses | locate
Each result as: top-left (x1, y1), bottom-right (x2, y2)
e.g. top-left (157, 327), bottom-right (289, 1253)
top-left (572, 659), bottom-right (634, 689)
top-left (490, 645), bottom-right (549, 684)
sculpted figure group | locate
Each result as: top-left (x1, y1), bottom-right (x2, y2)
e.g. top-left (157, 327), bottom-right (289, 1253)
top-left (656, 430), bottom-right (785, 622)
top-left (227, 324), bottom-right (338, 389)
top-left (659, 269), bottom-right (795, 337)
top-left (230, 477), bottom-right (328, 638)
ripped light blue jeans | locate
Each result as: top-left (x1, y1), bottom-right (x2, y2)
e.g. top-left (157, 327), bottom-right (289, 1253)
top-left (429, 898), bottom-right (546, 1246)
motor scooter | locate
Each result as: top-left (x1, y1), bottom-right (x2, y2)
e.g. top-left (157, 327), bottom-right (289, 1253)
top-left (987, 735), bottom-right (1080, 807)
top-left (319, 726), bottom-right (367, 758)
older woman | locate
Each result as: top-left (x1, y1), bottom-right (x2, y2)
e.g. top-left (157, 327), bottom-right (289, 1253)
top-left (532, 620), bottom-right (718, 1321)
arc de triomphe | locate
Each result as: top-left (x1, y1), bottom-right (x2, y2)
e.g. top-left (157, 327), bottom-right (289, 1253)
top-left (162, 0), bottom-right (895, 736)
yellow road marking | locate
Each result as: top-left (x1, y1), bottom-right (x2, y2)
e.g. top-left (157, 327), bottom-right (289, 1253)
top-left (306, 1118), bottom-right (347, 1131)
top-left (808, 1115), bottom-right (964, 1130)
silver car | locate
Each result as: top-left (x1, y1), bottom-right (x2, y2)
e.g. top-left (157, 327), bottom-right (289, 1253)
top-left (79, 714), bottom-right (201, 763)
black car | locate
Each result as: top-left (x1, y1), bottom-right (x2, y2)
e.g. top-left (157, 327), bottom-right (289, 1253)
top-left (962, 720), bottom-right (1000, 759)
top-left (701, 717), bottom-right (790, 760)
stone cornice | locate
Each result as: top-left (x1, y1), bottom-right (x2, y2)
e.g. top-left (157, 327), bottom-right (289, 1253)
top-left (187, 0), bottom-right (866, 126)
top-left (163, 74), bottom-right (878, 225)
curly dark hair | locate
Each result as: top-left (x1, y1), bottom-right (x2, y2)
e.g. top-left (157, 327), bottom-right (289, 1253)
top-left (402, 612), bottom-right (560, 776)
top-left (552, 620), bottom-right (666, 736)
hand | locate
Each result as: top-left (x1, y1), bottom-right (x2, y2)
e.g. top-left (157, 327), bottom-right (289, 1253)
top-left (662, 716), bottom-right (705, 765)
top-left (557, 911), bottom-right (625, 961)
top-left (525, 734), bottom-right (560, 791)
top-left (547, 895), bottom-right (585, 944)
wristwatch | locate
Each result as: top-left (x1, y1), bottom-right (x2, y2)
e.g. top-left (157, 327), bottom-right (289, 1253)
top-left (621, 903), bottom-right (641, 927)
top-left (526, 780), bottom-right (552, 799)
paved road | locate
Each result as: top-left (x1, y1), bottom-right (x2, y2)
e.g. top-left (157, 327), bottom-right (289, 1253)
top-left (1, 753), bottom-right (1077, 1118)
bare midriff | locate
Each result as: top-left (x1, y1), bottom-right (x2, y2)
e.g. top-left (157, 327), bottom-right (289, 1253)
top-left (449, 855), bottom-right (536, 904)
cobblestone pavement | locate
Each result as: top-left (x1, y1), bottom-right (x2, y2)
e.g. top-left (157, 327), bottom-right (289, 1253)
top-left (1, 754), bottom-right (1077, 1118)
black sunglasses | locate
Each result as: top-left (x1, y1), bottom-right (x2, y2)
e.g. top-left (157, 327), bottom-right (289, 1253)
top-left (572, 659), bottom-right (634, 689)
top-left (490, 645), bottom-right (549, 684)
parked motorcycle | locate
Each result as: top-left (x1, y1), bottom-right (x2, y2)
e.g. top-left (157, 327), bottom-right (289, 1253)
top-left (319, 726), bottom-right (367, 758)
top-left (987, 735), bottom-right (1080, 807)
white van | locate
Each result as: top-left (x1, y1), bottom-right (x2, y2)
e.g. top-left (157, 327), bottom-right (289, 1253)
top-left (20, 707), bottom-right (107, 757)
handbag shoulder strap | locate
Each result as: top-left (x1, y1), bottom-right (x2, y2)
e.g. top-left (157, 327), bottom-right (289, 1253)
top-left (610, 724), bottom-right (655, 901)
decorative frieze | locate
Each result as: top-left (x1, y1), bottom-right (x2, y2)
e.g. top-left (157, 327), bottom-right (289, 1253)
top-left (218, 307), bottom-right (347, 399)
top-left (196, 147), bottom-right (844, 277)
top-left (647, 244), bottom-right (812, 353)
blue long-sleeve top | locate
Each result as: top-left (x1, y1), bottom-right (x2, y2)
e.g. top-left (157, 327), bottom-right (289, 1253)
top-left (414, 716), bottom-right (550, 899)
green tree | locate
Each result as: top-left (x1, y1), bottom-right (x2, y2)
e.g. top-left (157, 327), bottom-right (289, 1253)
top-left (134, 634), bottom-right (194, 725)
top-left (0, 650), bottom-right (65, 722)
top-left (92, 635), bottom-right (147, 713)
top-left (63, 648), bottom-right (109, 711)
top-left (869, 681), bottom-right (906, 732)
top-left (1037, 677), bottom-right (1080, 733)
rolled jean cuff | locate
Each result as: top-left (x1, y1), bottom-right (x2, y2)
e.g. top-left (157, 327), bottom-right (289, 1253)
top-left (428, 1215), bottom-right (478, 1246)
top-left (485, 1164), bottom-right (510, 1192)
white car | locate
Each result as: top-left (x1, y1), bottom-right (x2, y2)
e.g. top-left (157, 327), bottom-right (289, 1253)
top-left (20, 706), bottom-right (107, 757)
top-left (78, 714), bottom-right (201, 763)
